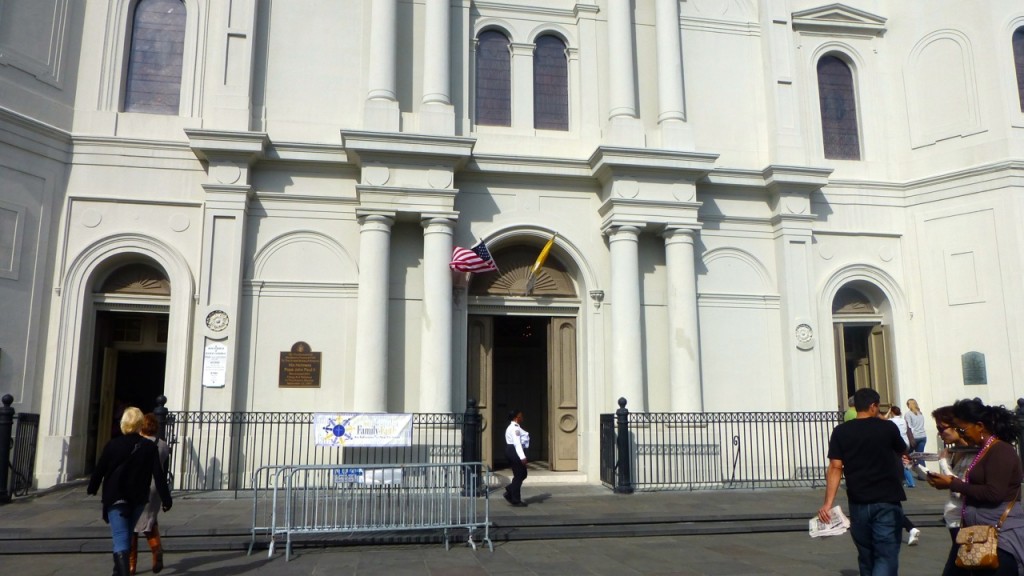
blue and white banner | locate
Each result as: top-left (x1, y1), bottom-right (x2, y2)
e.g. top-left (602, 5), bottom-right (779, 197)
top-left (313, 413), bottom-right (414, 447)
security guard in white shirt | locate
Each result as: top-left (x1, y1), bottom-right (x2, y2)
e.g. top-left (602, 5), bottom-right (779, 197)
top-left (503, 409), bottom-right (529, 506)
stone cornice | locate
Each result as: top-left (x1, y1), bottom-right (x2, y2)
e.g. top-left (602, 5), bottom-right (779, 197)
top-left (762, 164), bottom-right (833, 195)
top-left (341, 130), bottom-right (475, 168)
top-left (590, 146), bottom-right (718, 182)
top-left (185, 129), bottom-right (268, 163)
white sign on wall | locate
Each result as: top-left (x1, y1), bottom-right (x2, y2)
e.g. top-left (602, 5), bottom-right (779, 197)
top-left (313, 413), bottom-right (414, 447)
top-left (202, 341), bottom-right (228, 388)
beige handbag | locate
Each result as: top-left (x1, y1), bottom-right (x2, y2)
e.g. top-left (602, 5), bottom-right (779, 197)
top-left (955, 489), bottom-right (1017, 570)
top-left (955, 524), bottom-right (1000, 569)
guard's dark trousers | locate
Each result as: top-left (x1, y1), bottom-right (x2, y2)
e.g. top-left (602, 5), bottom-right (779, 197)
top-left (504, 444), bottom-right (528, 504)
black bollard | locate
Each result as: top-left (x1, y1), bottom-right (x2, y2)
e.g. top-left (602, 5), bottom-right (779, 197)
top-left (154, 395), bottom-right (168, 441)
top-left (614, 397), bottom-right (634, 494)
top-left (0, 395), bottom-right (14, 504)
top-left (462, 398), bottom-right (483, 496)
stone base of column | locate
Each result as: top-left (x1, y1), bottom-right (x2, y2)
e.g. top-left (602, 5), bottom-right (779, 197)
top-left (604, 116), bottom-right (646, 148)
top-left (659, 119), bottom-right (694, 151)
top-left (419, 102), bottom-right (455, 136)
top-left (363, 99), bottom-right (401, 132)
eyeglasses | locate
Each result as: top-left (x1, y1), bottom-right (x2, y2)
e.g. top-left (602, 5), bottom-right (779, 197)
top-left (955, 427), bottom-right (967, 435)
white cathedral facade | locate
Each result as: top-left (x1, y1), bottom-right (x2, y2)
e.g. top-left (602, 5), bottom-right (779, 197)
top-left (1, 0), bottom-right (1023, 488)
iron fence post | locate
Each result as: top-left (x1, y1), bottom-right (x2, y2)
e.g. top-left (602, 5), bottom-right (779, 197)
top-left (154, 395), bottom-right (168, 441)
top-left (462, 398), bottom-right (484, 496)
top-left (1016, 399), bottom-right (1024, 469)
top-left (0, 394), bottom-right (14, 504)
top-left (614, 397), bottom-right (633, 494)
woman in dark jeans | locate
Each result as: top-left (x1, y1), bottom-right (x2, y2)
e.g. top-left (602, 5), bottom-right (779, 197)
top-left (927, 399), bottom-right (1024, 575)
top-left (88, 407), bottom-right (173, 576)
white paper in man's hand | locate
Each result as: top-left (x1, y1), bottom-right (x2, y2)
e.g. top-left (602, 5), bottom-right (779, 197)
top-left (809, 506), bottom-right (850, 538)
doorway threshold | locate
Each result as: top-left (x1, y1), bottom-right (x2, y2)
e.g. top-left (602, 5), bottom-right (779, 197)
top-left (492, 464), bottom-right (589, 485)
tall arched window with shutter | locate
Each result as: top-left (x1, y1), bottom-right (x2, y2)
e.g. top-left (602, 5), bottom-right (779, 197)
top-left (817, 55), bottom-right (861, 160)
top-left (1013, 27), bottom-right (1024, 113)
top-left (475, 30), bottom-right (511, 127)
top-left (124, 0), bottom-right (186, 114)
top-left (534, 35), bottom-right (568, 131)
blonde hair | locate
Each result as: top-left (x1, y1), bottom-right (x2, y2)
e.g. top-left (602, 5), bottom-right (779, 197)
top-left (120, 407), bottom-right (144, 435)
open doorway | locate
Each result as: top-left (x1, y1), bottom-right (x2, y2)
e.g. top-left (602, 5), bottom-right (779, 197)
top-left (491, 316), bottom-right (549, 468)
top-left (86, 311), bottom-right (169, 470)
top-left (832, 285), bottom-right (894, 411)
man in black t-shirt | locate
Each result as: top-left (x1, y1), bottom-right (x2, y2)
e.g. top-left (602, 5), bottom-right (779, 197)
top-left (818, 388), bottom-right (907, 576)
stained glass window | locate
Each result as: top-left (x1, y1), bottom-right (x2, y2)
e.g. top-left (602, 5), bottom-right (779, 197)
top-left (475, 30), bottom-right (511, 126)
top-left (817, 55), bottom-right (860, 160)
top-left (124, 0), bottom-right (186, 114)
top-left (534, 35), bottom-right (568, 130)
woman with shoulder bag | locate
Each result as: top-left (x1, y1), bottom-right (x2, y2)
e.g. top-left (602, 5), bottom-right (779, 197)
top-left (927, 399), bottom-right (1024, 575)
top-left (87, 407), bottom-right (173, 576)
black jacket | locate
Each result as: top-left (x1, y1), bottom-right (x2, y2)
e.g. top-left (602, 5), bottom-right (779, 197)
top-left (87, 434), bottom-right (172, 522)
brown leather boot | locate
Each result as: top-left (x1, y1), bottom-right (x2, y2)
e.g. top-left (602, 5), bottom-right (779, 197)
top-left (146, 524), bottom-right (164, 574)
top-left (128, 534), bottom-right (137, 575)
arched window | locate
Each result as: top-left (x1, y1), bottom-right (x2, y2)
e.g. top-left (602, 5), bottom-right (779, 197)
top-left (817, 55), bottom-right (860, 160)
top-left (475, 30), bottom-right (511, 127)
top-left (124, 0), bottom-right (186, 114)
top-left (534, 35), bottom-right (568, 130)
top-left (1014, 27), bottom-right (1024, 113)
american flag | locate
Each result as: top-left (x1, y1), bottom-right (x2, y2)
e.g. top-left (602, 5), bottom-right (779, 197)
top-left (450, 242), bottom-right (498, 273)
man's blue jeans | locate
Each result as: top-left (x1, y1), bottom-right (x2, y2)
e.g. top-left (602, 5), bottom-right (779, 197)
top-left (108, 503), bottom-right (145, 554)
top-left (848, 501), bottom-right (902, 576)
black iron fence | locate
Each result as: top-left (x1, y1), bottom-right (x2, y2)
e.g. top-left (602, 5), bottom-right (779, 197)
top-left (601, 398), bottom-right (842, 491)
top-left (0, 394), bottom-right (40, 503)
top-left (157, 398), bottom-right (476, 493)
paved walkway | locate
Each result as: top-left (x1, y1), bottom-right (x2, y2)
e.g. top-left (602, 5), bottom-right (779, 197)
top-left (0, 480), bottom-right (955, 575)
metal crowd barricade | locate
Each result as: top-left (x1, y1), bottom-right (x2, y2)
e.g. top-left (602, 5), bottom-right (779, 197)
top-left (250, 462), bottom-right (492, 560)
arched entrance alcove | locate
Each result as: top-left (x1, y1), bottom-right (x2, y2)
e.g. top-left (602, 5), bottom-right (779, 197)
top-left (87, 259), bottom-right (172, 468)
top-left (830, 281), bottom-right (897, 410)
top-left (40, 234), bottom-right (194, 485)
top-left (462, 233), bottom-right (593, 474)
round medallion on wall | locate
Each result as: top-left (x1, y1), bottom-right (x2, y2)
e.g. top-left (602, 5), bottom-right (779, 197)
top-left (81, 209), bottom-right (102, 228)
top-left (795, 323), bottom-right (815, 351)
top-left (615, 178), bottom-right (639, 198)
top-left (169, 214), bottom-right (190, 232)
top-left (427, 168), bottom-right (453, 189)
top-left (206, 310), bottom-right (230, 332)
top-left (363, 166), bottom-right (390, 186)
top-left (558, 414), bottom-right (578, 433)
top-left (879, 246), bottom-right (894, 262)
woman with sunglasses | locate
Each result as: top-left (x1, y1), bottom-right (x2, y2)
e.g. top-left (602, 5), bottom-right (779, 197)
top-left (926, 399), bottom-right (1024, 575)
top-left (930, 405), bottom-right (976, 573)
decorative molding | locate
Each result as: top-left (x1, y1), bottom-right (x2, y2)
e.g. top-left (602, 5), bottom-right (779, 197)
top-left (0, 0), bottom-right (69, 87)
top-left (791, 4), bottom-right (887, 37)
top-left (0, 199), bottom-right (25, 280)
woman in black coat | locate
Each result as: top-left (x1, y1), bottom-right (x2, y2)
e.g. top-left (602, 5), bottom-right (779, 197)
top-left (87, 407), bottom-right (172, 576)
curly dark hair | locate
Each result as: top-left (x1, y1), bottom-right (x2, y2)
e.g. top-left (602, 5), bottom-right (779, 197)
top-left (931, 405), bottom-right (955, 425)
top-left (952, 399), bottom-right (1021, 442)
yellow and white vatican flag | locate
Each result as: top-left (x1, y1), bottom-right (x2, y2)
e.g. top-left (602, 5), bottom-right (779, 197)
top-left (524, 232), bottom-right (557, 296)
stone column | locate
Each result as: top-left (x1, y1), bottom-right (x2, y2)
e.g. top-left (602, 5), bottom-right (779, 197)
top-left (422, 0), bottom-right (450, 106)
top-left (365, 0), bottom-right (399, 131)
top-left (605, 0), bottom-right (644, 146)
top-left (607, 0), bottom-right (636, 120)
top-left (353, 212), bottom-right (395, 411)
top-left (664, 227), bottom-right (702, 412)
top-left (419, 216), bottom-right (456, 413)
top-left (654, 0), bottom-right (693, 149)
top-left (606, 224), bottom-right (644, 408)
top-left (421, 0), bottom-right (455, 134)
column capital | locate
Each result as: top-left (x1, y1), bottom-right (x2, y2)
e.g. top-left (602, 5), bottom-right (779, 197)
top-left (511, 42), bottom-right (536, 56)
top-left (602, 221), bottom-right (644, 238)
top-left (421, 213), bottom-right (459, 226)
top-left (356, 211), bottom-right (395, 228)
top-left (662, 226), bottom-right (699, 243)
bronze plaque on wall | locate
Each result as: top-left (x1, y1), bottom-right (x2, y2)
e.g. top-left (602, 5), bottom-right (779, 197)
top-left (280, 341), bottom-right (322, 388)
